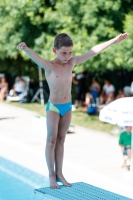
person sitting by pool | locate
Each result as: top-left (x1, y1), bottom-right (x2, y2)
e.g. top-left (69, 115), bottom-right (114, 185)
top-left (85, 77), bottom-right (101, 109)
top-left (115, 88), bottom-right (125, 99)
top-left (99, 78), bottom-right (115, 105)
top-left (10, 76), bottom-right (26, 97)
top-left (0, 77), bottom-right (8, 102)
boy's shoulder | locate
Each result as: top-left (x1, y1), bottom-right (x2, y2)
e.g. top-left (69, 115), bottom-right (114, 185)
top-left (120, 131), bottom-right (129, 136)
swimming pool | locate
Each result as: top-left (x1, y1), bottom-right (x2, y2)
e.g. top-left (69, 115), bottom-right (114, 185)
top-left (0, 156), bottom-right (50, 200)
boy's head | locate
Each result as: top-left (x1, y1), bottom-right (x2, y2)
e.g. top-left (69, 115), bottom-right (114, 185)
top-left (92, 77), bottom-right (98, 82)
top-left (126, 126), bottom-right (132, 132)
top-left (53, 33), bottom-right (73, 63)
top-left (54, 33), bottom-right (73, 50)
top-left (104, 79), bottom-right (111, 86)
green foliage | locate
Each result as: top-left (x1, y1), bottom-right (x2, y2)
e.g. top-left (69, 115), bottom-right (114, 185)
top-left (122, 13), bottom-right (133, 69)
top-left (0, 0), bottom-right (133, 78)
top-left (0, 0), bottom-right (55, 79)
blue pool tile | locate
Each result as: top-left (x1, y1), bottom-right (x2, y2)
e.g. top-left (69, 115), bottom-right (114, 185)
top-left (0, 156), bottom-right (49, 200)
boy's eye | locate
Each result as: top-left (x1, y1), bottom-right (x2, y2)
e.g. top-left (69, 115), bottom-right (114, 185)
top-left (62, 52), bottom-right (72, 54)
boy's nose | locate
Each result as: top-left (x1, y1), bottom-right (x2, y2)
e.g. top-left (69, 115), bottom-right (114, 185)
top-left (65, 54), bottom-right (70, 59)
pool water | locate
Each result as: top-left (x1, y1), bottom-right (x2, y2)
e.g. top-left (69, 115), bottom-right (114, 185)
top-left (0, 156), bottom-right (49, 200)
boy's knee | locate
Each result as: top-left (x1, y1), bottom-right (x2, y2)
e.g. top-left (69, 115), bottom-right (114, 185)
top-left (47, 136), bottom-right (57, 145)
top-left (57, 135), bottom-right (65, 144)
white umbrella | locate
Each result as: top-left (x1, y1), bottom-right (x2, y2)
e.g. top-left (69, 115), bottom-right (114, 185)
top-left (99, 97), bottom-right (133, 172)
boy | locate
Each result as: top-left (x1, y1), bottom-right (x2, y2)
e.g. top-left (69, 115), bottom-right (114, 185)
top-left (17, 32), bottom-right (128, 188)
top-left (119, 126), bottom-right (132, 170)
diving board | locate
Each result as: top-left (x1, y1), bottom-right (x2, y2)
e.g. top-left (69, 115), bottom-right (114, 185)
top-left (34, 182), bottom-right (131, 200)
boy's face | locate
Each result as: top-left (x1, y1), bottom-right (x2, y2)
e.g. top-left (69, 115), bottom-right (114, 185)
top-left (104, 80), bottom-right (110, 86)
top-left (53, 46), bottom-right (73, 63)
top-left (126, 126), bottom-right (132, 132)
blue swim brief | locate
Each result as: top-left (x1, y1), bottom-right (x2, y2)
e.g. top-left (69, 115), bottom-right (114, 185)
top-left (46, 101), bottom-right (72, 116)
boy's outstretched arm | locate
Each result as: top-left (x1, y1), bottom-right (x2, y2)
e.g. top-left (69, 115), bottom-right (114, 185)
top-left (73, 33), bottom-right (129, 65)
top-left (17, 42), bottom-right (51, 70)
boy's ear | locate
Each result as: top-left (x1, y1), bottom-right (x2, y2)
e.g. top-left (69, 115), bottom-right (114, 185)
top-left (53, 47), bottom-right (57, 54)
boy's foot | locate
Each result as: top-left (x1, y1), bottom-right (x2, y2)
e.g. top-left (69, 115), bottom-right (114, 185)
top-left (127, 165), bottom-right (130, 171)
top-left (49, 175), bottom-right (60, 189)
top-left (80, 106), bottom-right (88, 111)
top-left (56, 174), bottom-right (71, 187)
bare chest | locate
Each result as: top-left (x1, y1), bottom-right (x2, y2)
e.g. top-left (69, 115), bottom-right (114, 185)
top-left (46, 66), bottom-right (72, 86)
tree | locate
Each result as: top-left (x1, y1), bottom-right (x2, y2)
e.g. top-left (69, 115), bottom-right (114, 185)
top-left (0, 0), bottom-right (56, 79)
top-left (0, 0), bottom-right (133, 79)
top-left (45, 0), bottom-right (133, 72)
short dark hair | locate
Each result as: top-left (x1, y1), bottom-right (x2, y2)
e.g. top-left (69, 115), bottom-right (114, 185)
top-left (54, 33), bottom-right (73, 49)
top-left (93, 77), bottom-right (98, 82)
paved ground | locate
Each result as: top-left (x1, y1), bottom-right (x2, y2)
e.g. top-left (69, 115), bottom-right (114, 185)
top-left (0, 103), bottom-right (133, 199)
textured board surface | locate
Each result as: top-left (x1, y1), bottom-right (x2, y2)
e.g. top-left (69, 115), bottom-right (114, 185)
top-left (34, 182), bottom-right (131, 200)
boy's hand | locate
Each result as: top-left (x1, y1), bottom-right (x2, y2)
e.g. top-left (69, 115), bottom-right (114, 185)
top-left (17, 42), bottom-right (27, 50)
top-left (114, 33), bottom-right (129, 44)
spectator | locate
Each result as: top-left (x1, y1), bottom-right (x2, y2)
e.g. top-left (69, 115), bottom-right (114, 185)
top-left (99, 79), bottom-right (115, 105)
top-left (123, 86), bottom-right (132, 97)
top-left (115, 88), bottom-right (125, 99)
top-left (72, 69), bottom-right (88, 108)
top-left (10, 76), bottom-right (26, 96)
top-left (0, 77), bottom-right (8, 102)
top-left (119, 126), bottom-right (132, 170)
top-left (85, 77), bottom-right (101, 108)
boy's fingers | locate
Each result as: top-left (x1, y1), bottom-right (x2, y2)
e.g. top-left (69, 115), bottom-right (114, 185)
top-left (17, 42), bottom-right (26, 49)
top-left (17, 45), bottom-right (20, 49)
top-left (17, 45), bottom-right (22, 49)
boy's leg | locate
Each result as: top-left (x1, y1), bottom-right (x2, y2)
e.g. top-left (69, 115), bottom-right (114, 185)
top-left (1, 90), bottom-right (5, 101)
top-left (85, 93), bottom-right (91, 107)
top-left (45, 110), bottom-right (60, 188)
top-left (99, 95), bottom-right (103, 104)
top-left (75, 100), bottom-right (79, 108)
top-left (127, 148), bottom-right (131, 161)
top-left (55, 110), bottom-right (72, 186)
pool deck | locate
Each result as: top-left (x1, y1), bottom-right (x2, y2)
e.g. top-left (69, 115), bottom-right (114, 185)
top-left (0, 102), bottom-right (133, 199)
